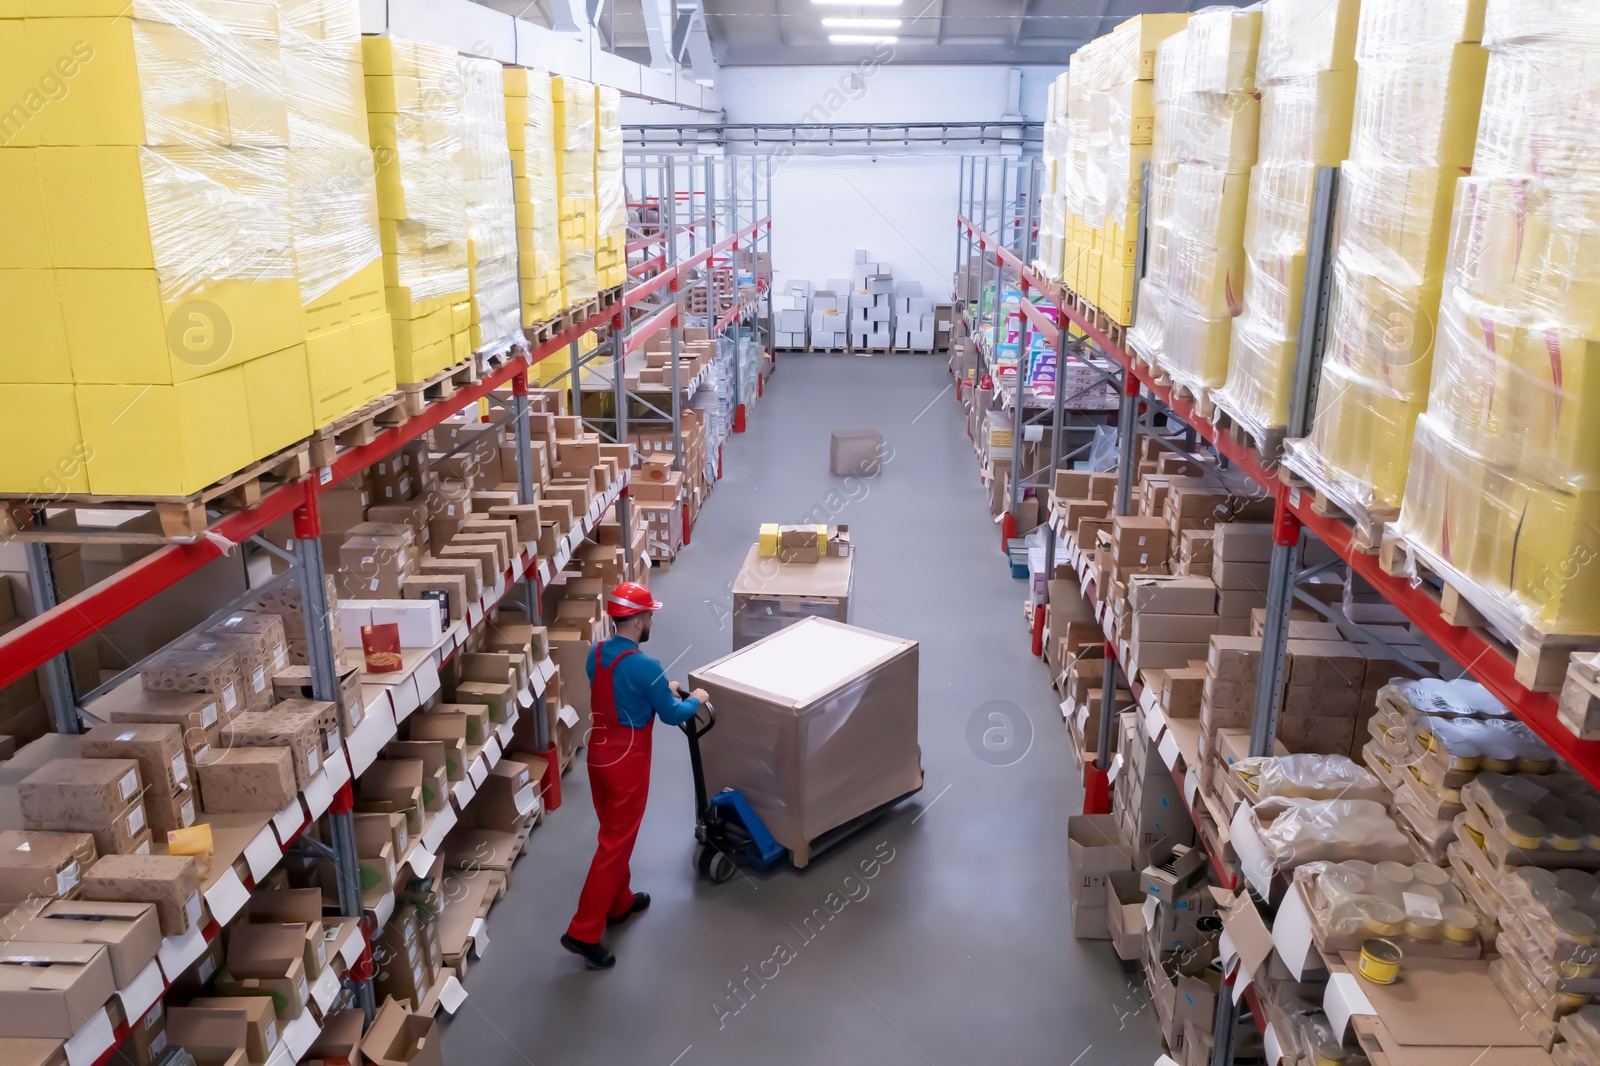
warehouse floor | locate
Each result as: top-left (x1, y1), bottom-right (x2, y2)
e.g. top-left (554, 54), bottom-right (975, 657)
top-left (442, 355), bottom-right (1151, 1065)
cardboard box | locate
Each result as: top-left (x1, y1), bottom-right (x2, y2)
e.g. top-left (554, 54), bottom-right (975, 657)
top-left (1211, 557), bottom-right (1270, 591)
top-left (1131, 613), bottom-right (1224, 645)
top-left (166, 1003), bottom-right (251, 1066)
top-left (360, 997), bottom-right (445, 1066)
top-left (19, 759), bottom-right (143, 827)
top-left (225, 699), bottom-right (337, 789)
top-left (1212, 522), bottom-right (1272, 562)
top-left (79, 854), bottom-right (200, 937)
top-left (0, 941), bottom-right (117, 1039)
top-left (101, 687), bottom-right (223, 766)
top-left (828, 429), bottom-right (885, 478)
top-left (1066, 814), bottom-right (1132, 903)
top-left (1207, 635), bottom-right (1262, 681)
top-left (138, 641), bottom-right (248, 716)
top-left (1104, 870), bottom-right (1146, 962)
top-left (81, 722), bottom-right (189, 794)
top-left (730, 545), bottom-right (852, 650)
top-left (0, 831), bottom-right (95, 908)
top-left (183, 998), bottom-right (277, 1065)
top-left (196, 746), bottom-right (297, 814)
top-left (1128, 575), bottom-right (1216, 615)
top-left (16, 900), bottom-right (161, 989)
top-left (1139, 842), bottom-right (1208, 901)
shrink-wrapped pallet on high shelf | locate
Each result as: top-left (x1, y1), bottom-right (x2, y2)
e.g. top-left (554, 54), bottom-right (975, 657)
top-left (1128, 8), bottom-right (1264, 398)
top-left (594, 86), bottom-right (627, 292)
top-left (0, 0), bottom-right (390, 497)
top-left (1284, 0), bottom-right (1489, 514)
top-left (553, 76), bottom-right (598, 305)
top-left (458, 55), bottom-right (521, 360)
top-left (363, 36), bottom-right (473, 384)
top-left (1212, 0), bottom-right (1360, 443)
top-left (1037, 72), bottom-right (1071, 285)
top-left (1396, 3), bottom-right (1600, 639)
top-left (504, 66), bottom-right (564, 326)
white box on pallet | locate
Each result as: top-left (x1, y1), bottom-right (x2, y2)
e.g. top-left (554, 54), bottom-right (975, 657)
top-left (777, 309), bottom-right (807, 332)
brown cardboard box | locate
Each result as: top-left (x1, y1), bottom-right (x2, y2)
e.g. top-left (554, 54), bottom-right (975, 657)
top-left (218, 939), bottom-right (308, 1021)
top-left (1207, 635), bottom-right (1262, 681)
top-left (81, 722), bottom-right (189, 794)
top-left (143, 784), bottom-right (198, 836)
top-left (166, 1005), bottom-right (251, 1066)
top-left (139, 641), bottom-right (248, 717)
top-left (19, 759), bottom-right (143, 827)
top-left (1212, 522), bottom-right (1273, 562)
top-left (402, 572), bottom-right (468, 624)
top-left (271, 662), bottom-right (366, 732)
top-left (1160, 667), bottom-right (1207, 718)
top-left (101, 687), bottom-right (223, 766)
top-left (1216, 589), bottom-right (1268, 618)
top-left (16, 901), bottom-right (161, 988)
top-left (358, 760), bottom-right (426, 837)
top-left (183, 998), bottom-right (277, 1065)
top-left (339, 533), bottom-right (413, 598)
top-left (197, 747), bottom-right (297, 814)
top-left (1131, 613), bottom-right (1223, 645)
top-left (0, 831), bottom-right (96, 910)
top-left (80, 854), bottom-right (200, 937)
top-left (1128, 575), bottom-right (1216, 615)
top-left (306, 1008), bottom-right (364, 1066)
top-left (1211, 557), bottom-right (1270, 592)
top-left (447, 532), bottom-right (508, 576)
top-left (452, 679), bottom-right (515, 724)
top-left (360, 997), bottom-right (445, 1066)
top-left (472, 757), bottom-right (538, 831)
top-left (204, 613), bottom-right (289, 706)
top-left (1284, 639), bottom-right (1366, 689)
top-left (0, 941), bottom-right (117, 1039)
top-left (485, 504), bottom-right (541, 542)
top-left (224, 700), bottom-right (337, 789)
top-left (436, 543), bottom-right (499, 587)
top-left (416, 557), bottom-right (484, 602)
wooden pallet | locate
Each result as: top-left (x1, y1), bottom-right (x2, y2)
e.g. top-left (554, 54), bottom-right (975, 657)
top-left (308, 393), bottom-right (405, 467)
top-left (649, 555), bottom-right (674, 573)
top-left (805, 345), bottom-right (849, 354)
top-left (524, 317), bottom-right (561, 346)
top-left (1210, 402), bottom-right (1287, 464)
top-left (1377, 528), bottom-right (1600, 693)
top-left (479, 341), bottom-right (521, 373)
top-left (1169, 380), bottom-right (1215, 423)
top-left (398, 359), bottom-right (482, 419)
top-left (600, 286), bottom-right (622, 309)
top-left (2, 443), bottom-right (312, 542)
top-left (1279, 441), bottom-right (1398, 553)
top-left (852, 347), bottom-right (894, 356)
top-left (563, 298), bottom-right (601, 329)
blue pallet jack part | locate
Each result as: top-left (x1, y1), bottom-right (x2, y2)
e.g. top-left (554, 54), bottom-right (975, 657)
top-left (708, 789), bottom-right (786, 869)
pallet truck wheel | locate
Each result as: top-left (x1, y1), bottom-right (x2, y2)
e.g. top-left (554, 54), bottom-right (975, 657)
top-left (709, 851), bottom-right (739, 884)
top-left (696, 845), bottom-right (716, 879)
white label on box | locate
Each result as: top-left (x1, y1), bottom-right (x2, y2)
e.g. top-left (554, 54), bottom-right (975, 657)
top-left (518, 683), bottom-right (535, 709)
top-left (118, 770), bottom-right (139, 802)
top-left (1324, 972), bottom-right (1376, 1040)
top-left (497, 718), bottom-right (516, 746)
top-left (264, 1021), bottom-right (281, 1058)
top-left (467, 757), bottom-right (488, 787)
top-left (125, 804), bottom-right (146, 836)
top-left (390, 675), bottom-right (422, 722)
top-left (180, 796), bottom-right (196, 827)
top-left (1107, 752), bottom-right (1124, 782)
top-left (157, 923), bottom-right (207, 981)
top-left (469, 917), bottom-right (489, 959)
top-left (1401, 892), bottom-right (1443, 921)
top-left (307, 746), bottom-right (321, 776)
top-left (420, 804), bottom-right (459, 853)
top-left (63, 1007), bottom-right (115, 1066)
top-left (1183, 772), bottom-right (1199, 809)
top-left (117, 959), bottom-right (165, 1026)
top-left (171, 752), bottom-right (189, 786)
top-left (558, 704), bottom-right (579, 728)
top-left (514, 784), bottom-right (537, 816)
top-left (325, 748), bottom-right (351, 790)
top-left (304, 770), bottom-right (336, 820)
top-left (414, 658), bottom-right (442, 704)
top-left (199, 701), bottom-right (219, 727)
top-left (55, 861), bottom-right (79, 895)
top-left (222, 683), bottom-right (237, 712)
top-left (1141, 894), bottom-right (1159, 929)
top-left (252, 666), bottom-right (267, 693)
top-left (452, 778), bottom-right (477, 809)
top-left (245, 825), bottom-right (282, 883)
top-left (438, 975), bottom-right (469, 1015)
top-left (205, 868), bottom-right (249, 925)
top-left (1158, 731), bottom-right (1180, 770)
top-left (1142, 703), bottom-right (1164, 743)
top-left (273, 798), bottom-right (306, 844)
top-left (274, 646), bottom-right (287, 670)
top-left (310, 966), bottom-right (341, 1013)
top-left (341, 926), bottom-right (366, 967)
top-left (484, 737), bottom-right (501, 767)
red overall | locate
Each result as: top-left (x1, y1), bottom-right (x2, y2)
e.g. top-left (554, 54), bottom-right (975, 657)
top-left (567, 644), bottom-right (652, 942)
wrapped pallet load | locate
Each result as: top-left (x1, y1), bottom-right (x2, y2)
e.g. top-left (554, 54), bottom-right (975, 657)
top-left (1128, 7), bottom-right (1263, 398)
top-left (1286, 0), bottom-right (1489, 513)
top-left (363, 36), bottom-right (473, 385)
top-left (505, 66), bottom-right (564, 327)
top-left (457, 55), bottom-right (522, 360)
top-left (1397, 3), bottom-right (1600, 636)
top-left (1212, 0), bottom-right (1360, 443)
top-left (553, 76), bottom-right (598, 306)
top-left (594, 86), bottom-right (627, 292)
top-left (1036, 71), bottom-right (1071, 284)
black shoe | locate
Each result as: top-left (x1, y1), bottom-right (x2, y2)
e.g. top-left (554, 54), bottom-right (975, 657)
top-left (561, 934), bottom-right (616, 969)
top-left (607, 891), bottom-right (651, 926)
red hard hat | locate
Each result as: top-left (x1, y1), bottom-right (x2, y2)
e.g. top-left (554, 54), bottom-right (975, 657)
top-left (606, 582), bottom-right (663, 617)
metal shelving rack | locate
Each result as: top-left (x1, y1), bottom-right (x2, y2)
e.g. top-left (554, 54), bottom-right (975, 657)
top-left (0, 207), bottom-right (771, 1065)
top-left (956, 157), bottom-right (1600, 1065)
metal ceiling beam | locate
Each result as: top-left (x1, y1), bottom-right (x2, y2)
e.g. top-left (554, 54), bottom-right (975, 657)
top-left (639, 0), bottom-right (676, 69)
top-left (1012, 0), bottom-right (1030, 49)
top-left (673, 1), bottom-right (717, 84)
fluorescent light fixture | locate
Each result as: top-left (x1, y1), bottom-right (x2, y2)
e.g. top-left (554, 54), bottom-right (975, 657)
top-left (828, 33), bottom-right (899, 43)
top-left (811, 0), bottom-right (901, 6)
top-left (821, 16), bottom-right (902, 29)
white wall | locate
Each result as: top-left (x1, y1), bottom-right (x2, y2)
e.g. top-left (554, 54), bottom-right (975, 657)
top-left (718, 65), bottom-right (1060, 124)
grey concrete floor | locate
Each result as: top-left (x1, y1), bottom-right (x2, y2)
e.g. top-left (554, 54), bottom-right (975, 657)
top-left (441, 354), bottom-right (1155, 1065)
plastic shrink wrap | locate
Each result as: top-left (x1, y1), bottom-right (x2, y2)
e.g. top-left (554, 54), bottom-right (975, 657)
top-left (1250, 796), bottom-right (1414, 870)
top-left (594, 86), bottom-right (626, 291)
top-left (1288, 0), bottom-right (1488, 513)
top-left (457, 55), bottom-right (521, 358)
top-left (505, 66), bottom-right (564, 324)
top-left (1233, 753), bottom-right (1388, 804)
top-left (1129, 8), bottom-right (1262, 396)
top-left (0, 0), bottom-right (391, 496)
top-left (1294, 859), bottom-right (1485, 953)
top-left (1397, 2), bottom-right (1600, 636)
top-left (1214, 0), bottom-right (1359, 440)
top-left (554, 77), bottom-right (598, 304)
top-left (362, 35), bottom-right (471, 384)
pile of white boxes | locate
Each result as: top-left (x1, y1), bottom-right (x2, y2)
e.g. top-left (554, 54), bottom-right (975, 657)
top-left (810, 290), bottom-right (849, 349)
top-left (850, 252), bottom-right (895, 351)
top-left (775, 283), bottom-right (810, 349)
top-left (895, 289), bottom-right (936, 352)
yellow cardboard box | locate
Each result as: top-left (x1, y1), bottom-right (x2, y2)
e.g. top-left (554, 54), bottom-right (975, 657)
top-left (243, 344), bottom-right (314, 457)
top-left (0, 268), bottom-right (72, 383)
top-left (77, 370), bottom-right (254, 495)
top-left (0, 384), bottom-right (89, 495)
top-left (0, 149), bottom-right (51, 267)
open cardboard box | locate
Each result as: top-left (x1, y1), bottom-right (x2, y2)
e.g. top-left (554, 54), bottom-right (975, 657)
top-left (361, 996), bottom-right (445, 1066)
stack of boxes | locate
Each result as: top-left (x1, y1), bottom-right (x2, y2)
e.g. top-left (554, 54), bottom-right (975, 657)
top-left (850, 252), bottom-right (894, 350)
top-left (1292, 0), bottom-right (1489, 512)
top-left (1213, 0), bottom-right (1361, 441)
top-left (553, 76), bottom-right (598, 306)
top-left (775, 285), bottom-right (810, 349)
top-left (894, 290), bottom-right (936, 352)
top-left (809, 290), bottom-right (849, 349)
top-left (1036, 71), bottom-right (1072, 284)
top-left (504, 66), bottom-right (564, 327)
top-left (1128, 8), bottom-right (1264, 397)
top-left (458, 55), bottom-right (522, 359)
top-left (363, 36), bottom-right (474, 384)
top-left (594, 86), bottom-right (626, 291)
top-left (1055, 15), bottom-right (1189, 325)
top-left (1397, 3), bottom-right (1600, 638)
top-left (0, 0), bottom-right (395, 498)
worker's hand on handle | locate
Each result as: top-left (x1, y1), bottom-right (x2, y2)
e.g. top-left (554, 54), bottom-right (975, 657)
top-left (669, 680), bottom-right (685, 698)
top-left (690, 688), bottom-right (710, 706)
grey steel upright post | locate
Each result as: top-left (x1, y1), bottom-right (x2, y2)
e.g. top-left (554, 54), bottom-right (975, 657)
top-left (1041, 318), bottom-right (1067, 595)
top-left (670, 159), bottom-right (685, 469)
top-left (1096, 334), bottom-right (1140, 769)
top-left (610, 319), bottom-right (634, 576)
top-left (989, 158), bottom-right (1007, 370)
top-left (1007, 158), bottom-right (1036, 522)
top-left (509, 372), bottom-right (550, 754)
top-left (977, 156), bottom-right (991, 344)
top-left (1248, 167), bottom-right (1339, 762)
top-left (24, 541), bottom-right (78, 734)
top-left (762, 154), bottom-right (774, 363)
top-left (291, 517), bottom-right (377, 1020)
top-left (955, 156), bottom-right (967, 282)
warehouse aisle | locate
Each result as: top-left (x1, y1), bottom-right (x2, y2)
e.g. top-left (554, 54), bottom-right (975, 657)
top-left (443, 355), bottom-right (1151, 1065)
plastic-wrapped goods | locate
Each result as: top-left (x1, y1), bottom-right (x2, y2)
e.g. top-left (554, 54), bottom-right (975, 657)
top-left (1556, 1007), bottom-right (1600, 1066)
top-left (1287, 0), bottom-right (1488, 514)
top-left (1234, 754), bottom-right (1389, 804)
top-left (362, 36), bottom-right (472, 384)
top-left (505, 67), bottom-right (564, 326)
top-left (1128, 9), bottom-right (1263, 395)
top-left (1214, 0), bottom-right (1359, 440)
top-left (1251, 796), bottom-right (1415, 870)
top-left (457, 56), bottom-right (521, 359)
top-left (553, 77), bottom-right (598, 304)
top-left (1381, 677), bottom-right (1509, 720)
top-left (1295, 859), bottom-right (1485, 954)
top-left (282, 0), bottom-right (395, 428)
top-left (1395, 2), bottom-right (1600, 636)
top-left (594, 86), bottom-right (626, 292)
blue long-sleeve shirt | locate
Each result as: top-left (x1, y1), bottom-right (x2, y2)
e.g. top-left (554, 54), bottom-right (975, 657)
top-left (586, 635), bottom-right (701, 729)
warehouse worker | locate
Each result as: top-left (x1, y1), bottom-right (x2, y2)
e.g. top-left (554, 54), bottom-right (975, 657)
top-left (562, 581), bottom-right (708, 969)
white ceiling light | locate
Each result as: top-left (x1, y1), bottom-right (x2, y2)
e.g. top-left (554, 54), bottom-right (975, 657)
top-left (828, 33), bottom-right (899, 43)
top-left (811, 0), bottom-right (902, 7)
top-left (821, 17), bottom-right (903, 29)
